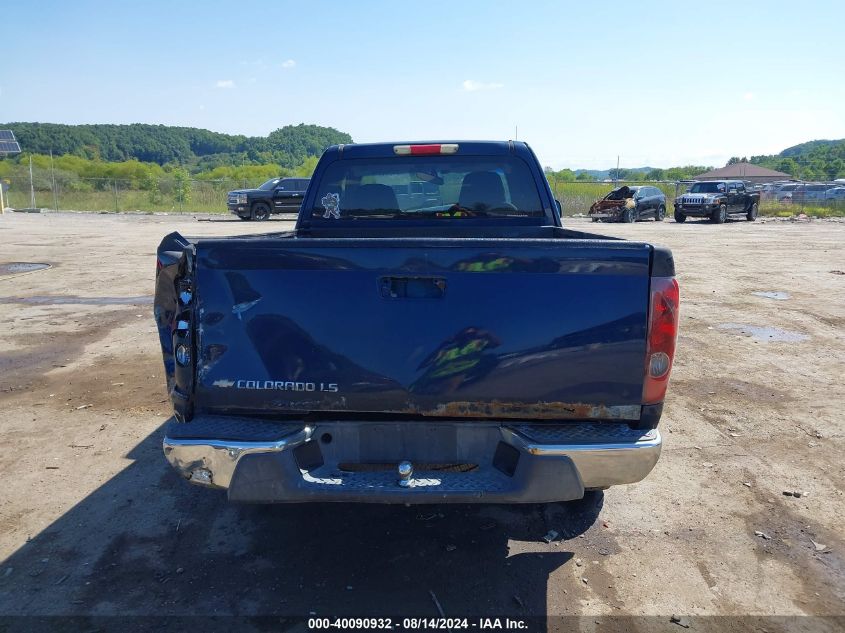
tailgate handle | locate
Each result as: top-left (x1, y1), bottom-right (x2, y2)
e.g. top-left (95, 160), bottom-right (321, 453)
top-left (379, 276), bottom-right (446, 299)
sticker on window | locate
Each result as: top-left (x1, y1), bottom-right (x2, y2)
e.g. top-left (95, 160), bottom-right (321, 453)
top-left (321, 192), bottom-right (341, 219)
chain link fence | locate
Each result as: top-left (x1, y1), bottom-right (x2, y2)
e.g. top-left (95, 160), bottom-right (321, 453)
top-left (5, 175), bottom-right (680, 216)
top-left (548, 180), bottom-right (845, 217)
top-left (1, 175), bottom-right (265, 213)
top-left (755, 185), bottom-right (845, 216)
top-left (2, 174), bottom-right (842, 217)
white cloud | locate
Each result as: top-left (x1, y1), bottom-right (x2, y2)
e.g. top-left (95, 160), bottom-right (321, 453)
top-left (281, 59), bottom-right (296, 69)
top-left (462, 79), bottom-right (504, 92)
top-left (743, 92), bottom-right (754, 101)
top-left (215, 79), bottom-right (235, 89)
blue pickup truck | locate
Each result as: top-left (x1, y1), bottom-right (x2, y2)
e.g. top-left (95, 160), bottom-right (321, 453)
top-left (154, 141), bottom-right (679, 504)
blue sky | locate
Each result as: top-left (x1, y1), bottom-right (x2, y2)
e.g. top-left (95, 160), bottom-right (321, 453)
top-left (1, 0), bottom-right (843, 169)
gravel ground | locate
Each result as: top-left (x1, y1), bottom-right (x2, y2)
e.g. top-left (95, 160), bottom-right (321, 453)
top-left (0, 211), bottom-right (842, 629)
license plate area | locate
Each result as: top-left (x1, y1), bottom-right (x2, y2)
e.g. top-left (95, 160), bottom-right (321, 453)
top-left (301, 422), bottom-right (502, 469)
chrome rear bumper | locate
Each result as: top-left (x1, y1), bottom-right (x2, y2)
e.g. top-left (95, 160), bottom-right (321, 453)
top-left (163, 417), bottom-right (661, 503)
top-left (501, 425), bottom-right (661, 489)
top-left (164, 425), bottom-right (313, 489)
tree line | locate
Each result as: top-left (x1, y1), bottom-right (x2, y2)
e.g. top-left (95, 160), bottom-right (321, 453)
top-left (728, 139), bottom-right (845, 181)
top-left (4, 121), bottom-right (842, 190)
top-left (544, 165), bottom-right (713, 183)
top-left (1, 122), bottom-right (352, 169)
top-left (546, 138), bottom-right (845, 184)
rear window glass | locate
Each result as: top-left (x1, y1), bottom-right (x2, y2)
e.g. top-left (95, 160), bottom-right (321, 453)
top-left (310, 156), bottom-right (544, 220)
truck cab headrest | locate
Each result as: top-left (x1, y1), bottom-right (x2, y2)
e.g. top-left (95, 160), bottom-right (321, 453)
top-left (344, 184), bottom-right (399, 213)
top-left (459, 171), bottom-right (506, 211)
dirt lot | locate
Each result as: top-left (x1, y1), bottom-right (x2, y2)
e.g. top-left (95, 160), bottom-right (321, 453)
top-left (0, 212), bottom-right (843, 629)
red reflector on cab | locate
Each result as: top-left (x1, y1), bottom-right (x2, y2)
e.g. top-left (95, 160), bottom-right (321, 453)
top-left (393, 144), bottom-right (459, 156)
top-left (643, 276), bottom-right (680, 405)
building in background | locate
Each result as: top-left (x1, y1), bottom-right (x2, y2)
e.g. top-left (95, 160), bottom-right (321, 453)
top-left (692, 163), bottom-right (793, 183)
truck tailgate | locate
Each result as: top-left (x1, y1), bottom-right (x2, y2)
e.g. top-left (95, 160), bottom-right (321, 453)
top-left (192, 237), bottom-right (652, 421)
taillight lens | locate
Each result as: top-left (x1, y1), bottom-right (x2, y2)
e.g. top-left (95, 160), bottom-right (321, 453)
top-left (643, 276), bottom-right (679, 405)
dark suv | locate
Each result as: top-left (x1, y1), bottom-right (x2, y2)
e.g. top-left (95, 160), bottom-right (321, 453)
top-left (674, 180), bottom-right (760, 223)
top-left (227, 177), bottom-right (310, 221)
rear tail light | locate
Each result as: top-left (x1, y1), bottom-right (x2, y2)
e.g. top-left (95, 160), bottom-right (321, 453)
top-left (643, 276), bottom-right (680, 405)
top-left (171, 271), bottom-right (194, 418)
top-left (393, 144), bottom-right (459, 156)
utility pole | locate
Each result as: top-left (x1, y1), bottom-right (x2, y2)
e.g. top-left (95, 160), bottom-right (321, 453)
top-left (29, 154), bottom-right (36, 209)
top-left (50, 150), bottom-right (58, 211)
top-left (614, 155), bottom-right (620, 185)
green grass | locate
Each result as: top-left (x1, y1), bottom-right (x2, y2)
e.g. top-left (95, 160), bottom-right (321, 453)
top-left (6, 178), bottom-right (844, 218)
top-left (4, 180), bottom-right (246, 214)
top-left (6, 189), bottom-right (230, 213)
top-left (759, 200), bottom-right (845, 218)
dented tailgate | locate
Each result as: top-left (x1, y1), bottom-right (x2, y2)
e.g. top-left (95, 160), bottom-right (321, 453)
top-left (187, 237), bottom-right (652, 422)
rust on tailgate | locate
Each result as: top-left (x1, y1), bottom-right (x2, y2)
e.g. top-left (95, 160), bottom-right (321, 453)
top-left (410, 400), bottom-right (641, 420)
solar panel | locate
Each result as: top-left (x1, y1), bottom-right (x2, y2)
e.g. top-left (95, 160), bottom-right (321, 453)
top-left (0, 130), bottom-right (15, 141)
top-left (0, 141), bottom-right (21, 153)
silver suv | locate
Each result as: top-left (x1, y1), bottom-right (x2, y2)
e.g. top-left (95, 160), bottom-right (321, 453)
top-left (774, 183), bottom-right (801, 201)
top-left (792, 183), bottom-right (837, 204)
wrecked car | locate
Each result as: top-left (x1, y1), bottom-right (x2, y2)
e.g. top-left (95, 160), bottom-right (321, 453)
top-left (588, 185), bottom-right (667, 223)
top-left (154, 141), bottom-right (679, 504)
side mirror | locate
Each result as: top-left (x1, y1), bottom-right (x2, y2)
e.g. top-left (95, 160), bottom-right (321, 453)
top-left (555, 199), bottom-right (562, 215)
